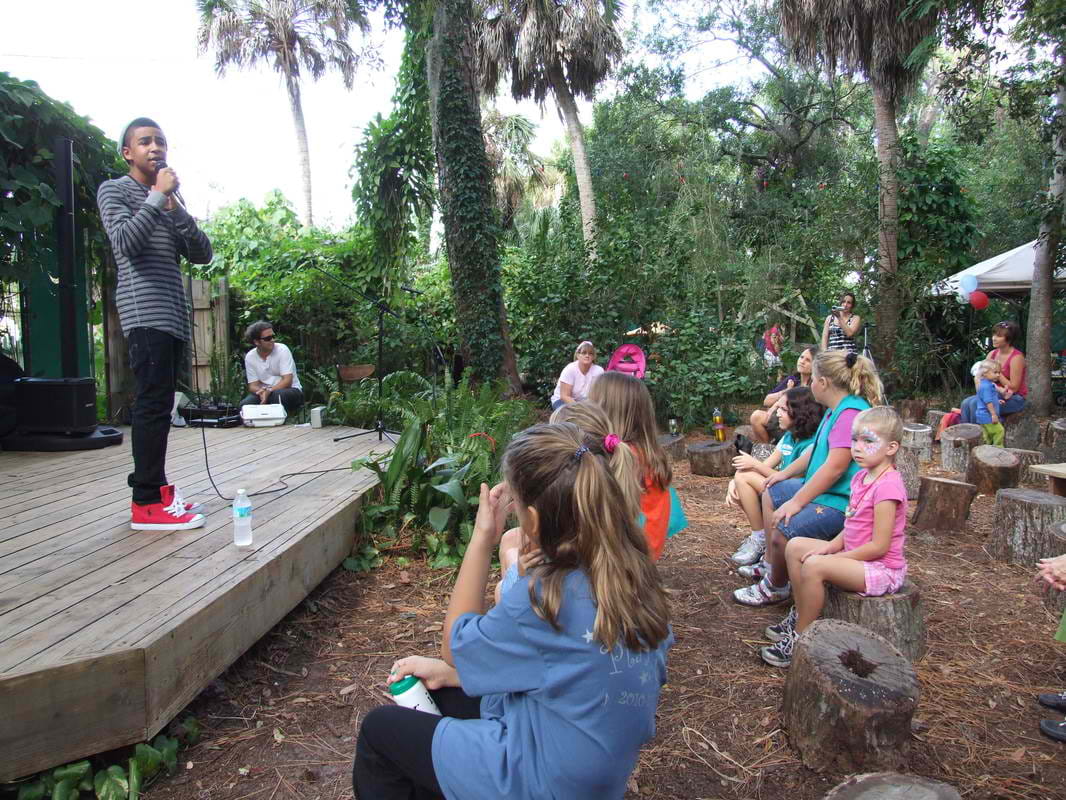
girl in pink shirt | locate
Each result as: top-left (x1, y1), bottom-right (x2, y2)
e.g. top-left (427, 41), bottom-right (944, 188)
top-left (760, 406), bottom-right (908, 667)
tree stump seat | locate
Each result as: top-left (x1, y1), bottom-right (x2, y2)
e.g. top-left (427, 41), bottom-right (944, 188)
top-left (966, 445), bottom-right (1021, 495)
top-left (687, 441), bottom-right (734, 477)
top-left (1005, 447), bottom-right (1045, 488)
top-left (910, 476), bottom-right (977, 534)
top-left (940, 424), bottom-right (983, 474)
top-left (990, 488), bottom-right (1066, 564)
top-left (897, 444), bottom-right (921, 498)
top-left (925, 409), bottom-right (948, 440)
top-left (1002, 406), bottom-right (1041, 451)
top-left (823, 772), bottom-right (961, 800)
top-left (658, 433), bottom-right (687, 462)
top-left (782, 620), bottom-right (919, 773)
top-left (824, 580), bottom-right (927, 663)
top-left (902, 422), bottom-right (933, 462)
top-left (1039, 525), bottom-right (1066, 615)
top-left (1042, 419), bottom-right (1066, 463)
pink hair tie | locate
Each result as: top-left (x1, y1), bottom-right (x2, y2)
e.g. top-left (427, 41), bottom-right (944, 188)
top-left (604, 433), bottom-right (620, 453)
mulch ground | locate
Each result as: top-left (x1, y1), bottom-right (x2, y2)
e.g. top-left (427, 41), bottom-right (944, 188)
top-left (147, 447), bottom-right (1066, 800)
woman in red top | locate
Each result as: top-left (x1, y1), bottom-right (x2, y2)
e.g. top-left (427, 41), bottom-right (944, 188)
top-left (960, 320), bottom-right (1027, 423)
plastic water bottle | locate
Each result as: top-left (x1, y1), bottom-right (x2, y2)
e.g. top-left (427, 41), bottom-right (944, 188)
top-left (233, 489), bottom-right (253, 547)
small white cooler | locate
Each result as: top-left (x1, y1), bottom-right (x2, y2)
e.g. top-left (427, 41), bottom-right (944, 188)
top-left (240, 404), bottom-right (287, 427)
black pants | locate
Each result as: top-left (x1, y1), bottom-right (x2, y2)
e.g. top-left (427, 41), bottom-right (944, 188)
top-left (239, 387), bottom-right (304, 417)
top-left (353, 687), bottom-right (482, 800)
top-left (127, 327), bottom-right (184, 505)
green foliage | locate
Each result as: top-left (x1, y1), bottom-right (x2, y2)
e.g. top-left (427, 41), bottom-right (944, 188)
top-left (5, 731), bottom-right (185, 800)
top-left (348, 375), bottom-right (535, 566)
top-left (0, 72), bottom-right (123, 286)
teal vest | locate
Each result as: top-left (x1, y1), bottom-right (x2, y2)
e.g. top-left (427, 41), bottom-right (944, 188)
top-left (778, 431), bottom-right (815, 470)
top-left (803, 394), bottom-right (871, 512)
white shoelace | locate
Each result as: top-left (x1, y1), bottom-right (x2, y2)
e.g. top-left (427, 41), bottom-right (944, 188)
top-left (163, 498), bottom-right (186, 517)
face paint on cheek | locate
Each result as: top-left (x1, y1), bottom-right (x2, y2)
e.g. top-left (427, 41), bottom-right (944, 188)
top-left (856, 428), bottom-right (884, 456)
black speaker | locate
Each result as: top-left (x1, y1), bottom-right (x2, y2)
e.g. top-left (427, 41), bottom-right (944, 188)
top-left (15, 377), bottom-right (97, 434)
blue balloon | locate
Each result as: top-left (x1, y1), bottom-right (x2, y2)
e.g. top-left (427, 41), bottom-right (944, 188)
top-left (960, 274), bottom-right (978, 293)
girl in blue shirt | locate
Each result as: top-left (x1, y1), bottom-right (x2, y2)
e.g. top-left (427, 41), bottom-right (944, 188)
top-left (353, 422), bottom-right (673, 800)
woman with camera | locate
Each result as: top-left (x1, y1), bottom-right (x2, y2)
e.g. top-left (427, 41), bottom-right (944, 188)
top-left (820, 292), bottom-right (861, 354)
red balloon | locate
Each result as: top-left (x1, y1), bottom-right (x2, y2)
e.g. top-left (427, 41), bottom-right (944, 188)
top-left (969, 290), bottom-right (989, 310)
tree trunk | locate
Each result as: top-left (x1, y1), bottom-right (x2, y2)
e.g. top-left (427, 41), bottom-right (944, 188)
top-left (871, 83), bottom-right (902, 373)
top-left (426, 0), bottom-right (522, 392)
top-left (1028, 75), bottom-right (1066, 417)
top-left (990, 488), bottom-right (1066, 564)
top-left (1044, 418), bottom-right (1066, 462)
top-left (966, 445), bottom-right (1021, 495)
top-left (897, 444), bottom-right (920, 498)
top-left (687, 441), bottom-right (735, 477)
top-left (940, 423), bottom-right (983, 474)
top-left (551, 69), bottom-right (597, 252)
top-left (824, 581), bottom-right (927, 663)
top-left (1005, 447), bottom-right (1045, 488)
top-left (901, 423), bottom-right (932, 462)
top-left (911, 476), bottom-right (977, 534)
top-left (284, 71), bottom-right (314, 228)
top-left (782, 620), bottom-right (918, 773)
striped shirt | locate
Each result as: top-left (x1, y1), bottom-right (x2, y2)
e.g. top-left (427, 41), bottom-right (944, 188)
top-left (97, 175), bottom-right (213, 341)
top-left (827, 315), bottom-right (858, 353)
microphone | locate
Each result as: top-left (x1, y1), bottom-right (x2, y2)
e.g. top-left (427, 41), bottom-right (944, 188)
top-left (154, 159), bottom-right (186, 209)
top-left (400, 286), bottom-right (424, 295)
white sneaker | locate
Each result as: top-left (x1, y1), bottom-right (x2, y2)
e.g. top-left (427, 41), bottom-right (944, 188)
top-left (171, 409), bottom-right (188, 427)
top-left (167, 484), bottom-right (203, 514)
top-left (734, 577), bottom-right (791, 607)
top-left (731, 532), bottom-right (766, 566)
top-left (737, 560), bottom-right (770, 580)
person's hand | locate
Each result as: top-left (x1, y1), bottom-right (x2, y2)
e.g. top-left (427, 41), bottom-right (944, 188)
top-left (800, 543), bottom-right (838, 563)
top-left (786, 378), bottom-right (796, 390)
top-left (473, 481), bottom-right (513, 545)
top-left (1037, 554), bottom-right (1066, 590)
top-left (152, 166), bottom-right (179, 196)
top-left (388, 656), bottom-right (459, 690)
top-left (518, 548), bottom-right (544, 575)
top-left (772, 499), bottom-right (802, 527)
top-left (725, 479), bottom-right (740, 508)
top-left (763, 471), bottom-right (786, 491)
top-left (1003, 388), bottom-right (1014, 400)
top-left (732, 452), bottom-right (758, 471)
top-left (257, 387), bottom-right (271, 404)
top-left (991, 414), bottom-right (999, 424)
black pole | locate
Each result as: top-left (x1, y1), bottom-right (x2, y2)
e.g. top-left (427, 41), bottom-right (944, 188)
top-left (54, 136), bottom-right (77, 378)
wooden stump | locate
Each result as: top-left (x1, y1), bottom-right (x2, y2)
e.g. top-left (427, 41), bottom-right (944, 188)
top-left (734, 424), bottom-right (755, 441)
top-left (940, 424), bottom-right (983, 474)
top-left (898, 398), bottom-right (927, 424)
top-left (782, 619), bottom-right (918, 773)
top-left (925, 409), bottom-right (948, 439)
top-left (897, 445), bottom-right (921, 498)
top-left (911, 476), bottom-right (977, 534)
top-left (824, 581), bottom-right (927, 663)
top-left (989, 488), bottom-right (1066, 564)
top-left (752, 442), bottom-right (776, 462)
top-left (688, 441), bottom-right (734, 477)
top-left (1038, 524), bottom-right (1066, 615)
top-left (965, 445), bottom-right (1021, 495)
top-left (902, 423), bottom-right (933, 462)
top-left (1006, 447), bottom-right (1045, 488)
top-left (658, 433), bottom-right (687, 462)
top-left (824, 772), bottom-right (961, 800)
top-left (1003, 407), bottom-right (1041, 451)
top-left (1042, 419), bottom-right (1066, 463)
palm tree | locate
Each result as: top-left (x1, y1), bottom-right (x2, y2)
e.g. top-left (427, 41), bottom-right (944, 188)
top-left (780, 0), bottom-right (938, 369)
top-left (197, 0), bottom-right (372, 227)
top-left (473, 0), bottom-right (624, 249)
top-left (481, 107), bottom-right (547, 233)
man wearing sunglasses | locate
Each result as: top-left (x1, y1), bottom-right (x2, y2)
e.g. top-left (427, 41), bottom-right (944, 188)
top-left (241, 321), bottom-right (304, 416)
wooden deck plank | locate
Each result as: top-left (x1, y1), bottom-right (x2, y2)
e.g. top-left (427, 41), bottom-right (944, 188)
top-left (0, 424), bottom-right (388, 781)
top-left (0, 438), bottom-right (380, 664)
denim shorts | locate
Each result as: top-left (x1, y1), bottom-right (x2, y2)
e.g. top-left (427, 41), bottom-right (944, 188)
top-left (767, 478), bottom-right (846, 541)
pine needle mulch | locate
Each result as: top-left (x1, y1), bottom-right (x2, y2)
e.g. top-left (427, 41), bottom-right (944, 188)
top-left (148, 457), bottom-right (1066, 800)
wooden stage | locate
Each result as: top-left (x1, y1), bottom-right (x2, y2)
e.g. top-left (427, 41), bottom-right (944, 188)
top-left (0, 424), bottom-right (390, 780)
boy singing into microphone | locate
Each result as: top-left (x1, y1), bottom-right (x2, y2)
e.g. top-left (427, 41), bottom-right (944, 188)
top-left (97, 118), bottom-right (213, 530)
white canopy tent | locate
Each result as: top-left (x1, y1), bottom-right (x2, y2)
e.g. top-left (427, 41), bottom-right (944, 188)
top-left (931, 240), bottom-right (1066, 296)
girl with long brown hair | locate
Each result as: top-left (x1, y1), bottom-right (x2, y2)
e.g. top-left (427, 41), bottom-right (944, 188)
top-left (353, 422), bottom-right (673, 800)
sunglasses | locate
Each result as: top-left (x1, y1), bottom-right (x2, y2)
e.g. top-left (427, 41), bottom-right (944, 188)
top-left (258, 334), bottom-right (275, 342)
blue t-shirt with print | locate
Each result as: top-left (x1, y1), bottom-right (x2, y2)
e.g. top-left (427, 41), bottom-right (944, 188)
top-left (976, 378), bottom-right (999, 424)
top-left (432, 569), bottom-right (673, 800)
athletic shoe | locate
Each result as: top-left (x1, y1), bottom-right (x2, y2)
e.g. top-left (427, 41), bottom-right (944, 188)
top-left (1039, 692), bottom-right (1066, 713)
top-left (731, 532), bottom-right (766, 566)
top-left (165, 484), bottom-right (203, 514)
top-left (1039, 719), bottom-right (1066, 743)
top-left (765, 606), bottom-right (797, 642)
top-left (733, 577), bottom-right (791, 607)
top-left (737, 560), bottom-right (770, 581)
top-left (760, 631), bottom-right (797, 667)
top-left (131, 495), bottom-right (205, 531)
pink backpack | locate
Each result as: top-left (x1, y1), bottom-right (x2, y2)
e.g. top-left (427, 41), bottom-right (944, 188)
top-left (606, 344), bottom-right (647, 379)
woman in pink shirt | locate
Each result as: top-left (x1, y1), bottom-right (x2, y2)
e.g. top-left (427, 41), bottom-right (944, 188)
top-left (960, 320), bottom-right (1027, 423)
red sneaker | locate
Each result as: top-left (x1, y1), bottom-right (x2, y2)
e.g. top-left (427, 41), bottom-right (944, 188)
top-left (131, 495), bottom-right (205, 531)
top-left (163, 483), bottom-right (204, 514)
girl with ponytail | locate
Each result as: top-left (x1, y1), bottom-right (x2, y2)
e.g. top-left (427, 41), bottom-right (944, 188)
top-left (354, 422), bottom-right (673, 800)
top-left (734, 350), bottom-right (883, 609)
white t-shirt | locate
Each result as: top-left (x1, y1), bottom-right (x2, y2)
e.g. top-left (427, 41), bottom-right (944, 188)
top-left (550, 362), bottom-right (603, 404)
top-left (245, 342), bottom-right (302, 391)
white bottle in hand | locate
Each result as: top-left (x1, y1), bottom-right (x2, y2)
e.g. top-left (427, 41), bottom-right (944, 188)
top-left (233, 488), bottom-right (253, 547)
